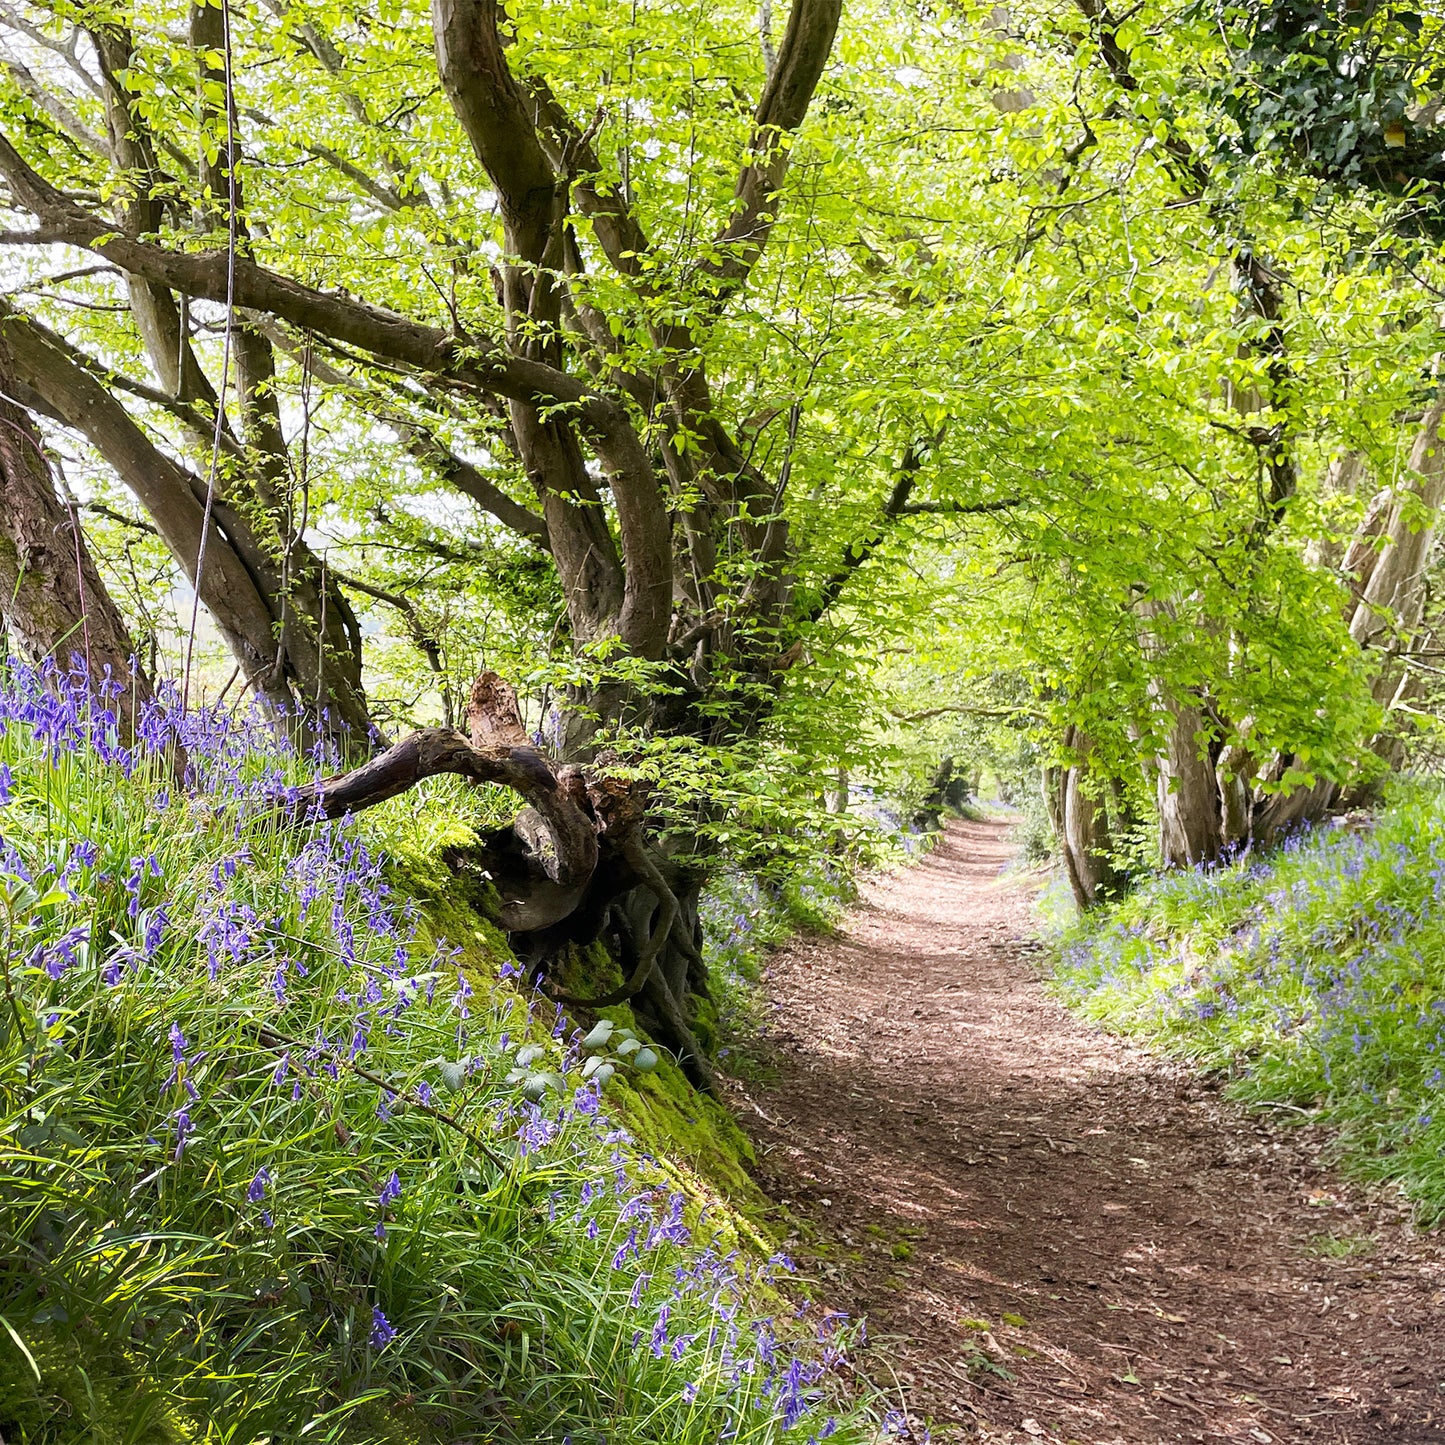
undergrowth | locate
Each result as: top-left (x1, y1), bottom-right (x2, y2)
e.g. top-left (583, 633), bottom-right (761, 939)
top-left (0, 660), bottom-right (874, 1444)
top-left (1054, 781), bottom-right (1445, 1222)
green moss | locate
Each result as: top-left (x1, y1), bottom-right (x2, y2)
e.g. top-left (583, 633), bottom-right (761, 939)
top-left (384, 831), bottom-right (513, 972)
top-left (393, 841), bottom-right (777, 1239)
top-left (0, 1330), bottom-right (189, 1445)
top-left (617, 1042), bottom-right (769, 1217)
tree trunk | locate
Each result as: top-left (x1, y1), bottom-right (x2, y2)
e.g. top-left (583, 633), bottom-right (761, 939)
top-left (0, 304), bottom-right (376, 748)
top-left (1154, 704), bottom-right (1225, 869)
top-left (0, 333), bottom-right (152, 736)
top-left (1350, 397), bottom-right (1445, 768)
top-left (1053, 728), bottom-right (1128, 908)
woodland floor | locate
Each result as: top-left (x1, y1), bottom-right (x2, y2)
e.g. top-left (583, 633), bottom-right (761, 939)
top-left (734, 818), bottom-right (1445, 1445)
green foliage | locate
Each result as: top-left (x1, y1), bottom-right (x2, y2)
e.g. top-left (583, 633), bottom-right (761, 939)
top-left (6, 0), bottom-right (1438, 839)
top-left (0, 685), bottom-right (870, 1444)
top-left (1213, 0), bottom-right (1445, 228)
top-left (1053, 783), bottom-right (1445, 1221)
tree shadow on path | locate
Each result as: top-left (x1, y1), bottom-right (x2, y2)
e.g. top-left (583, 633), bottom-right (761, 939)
top-left (735, 819), bottom-right (1445, 1445)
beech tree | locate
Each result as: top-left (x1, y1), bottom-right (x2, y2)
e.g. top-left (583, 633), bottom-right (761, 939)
top-left (0, 0), bottom-right (965, 1079)
top-left (0, 330), bottom-right (151, 734)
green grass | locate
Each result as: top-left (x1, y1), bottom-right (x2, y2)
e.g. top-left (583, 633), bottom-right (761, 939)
top-left (1052, 781), bottom-right (1445, 1222)
top-left (0, 665), bottom-right (873, 1444)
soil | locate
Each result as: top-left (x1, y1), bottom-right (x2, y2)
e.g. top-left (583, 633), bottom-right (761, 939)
top-left (734, 818), bottom-right (1445, 1445)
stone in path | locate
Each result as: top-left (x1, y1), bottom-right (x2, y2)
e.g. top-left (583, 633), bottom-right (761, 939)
top-left (737, 819), bottom-right (1445, 1445)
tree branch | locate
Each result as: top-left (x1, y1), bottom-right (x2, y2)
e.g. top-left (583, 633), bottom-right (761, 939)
top-left (0, 129), bottom-right (586, 413)
top-left (295, 674), bottom-right (601, 931)
top-left (704, 0), bottom-right (843, 300)
top-left (896, 495), bottom-right (1022, 516)
top-left (0, 302), bottom-right (291, 702)
top-left (431, 0), bottom-right (559, 264)
top-left (889, 702), bottom-right (1042, 724)
top-left (333, 570), bottom-right (444, 679)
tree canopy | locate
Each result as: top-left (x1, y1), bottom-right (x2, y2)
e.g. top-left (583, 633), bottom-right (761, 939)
top-left (6, 0), bottom-right (1445, 1008)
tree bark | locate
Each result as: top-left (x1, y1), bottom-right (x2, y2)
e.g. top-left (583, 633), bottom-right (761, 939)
top-left (1155, 704), bottom-right (1223, 868)
top-left (1054, 728), bottom-right (1127, 907)
top-left (0, 332), bottom-right (152, 736)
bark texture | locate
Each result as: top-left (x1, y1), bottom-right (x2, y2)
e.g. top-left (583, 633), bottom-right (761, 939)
top-left (0, 333), bottom-right (152, 735)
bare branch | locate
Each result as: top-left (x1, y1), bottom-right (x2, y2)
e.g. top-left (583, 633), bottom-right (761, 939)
top-left (0, 301), bottom-right (291, 701)
top-left (889, 702), bottom-right (1042, 724)
top-left (333, 570), bottom-right (444, 678)
top-left (1, 55), bottom-right (107, 155)
top-left (896, 495), bottom-right (1022, 516)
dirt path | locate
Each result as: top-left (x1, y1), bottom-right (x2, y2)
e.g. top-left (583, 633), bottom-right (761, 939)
top-left (738, 819), bottom-right (1445, 1445)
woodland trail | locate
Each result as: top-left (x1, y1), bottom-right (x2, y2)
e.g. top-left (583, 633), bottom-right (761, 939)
top-left (738, 818), bottom-right (1445, 1445)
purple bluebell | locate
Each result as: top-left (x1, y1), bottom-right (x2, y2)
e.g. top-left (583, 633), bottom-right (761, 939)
top-left (173, 1109), bottom-right (192, 1160)
top-left (142, 906), bottom-right (168, 959)
top-left (611, 1226), bottom-right (638, 1269)
top-left (369, 1306), bottom-right (396, 1349)
top-left (649, 1303), bottom-right (670, 1358)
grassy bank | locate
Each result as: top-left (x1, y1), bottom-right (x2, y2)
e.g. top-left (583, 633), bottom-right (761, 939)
top-left (1053, 783), bottom-right (1445, 1222)
top-left (0, 661), bottom-right (871, 1444)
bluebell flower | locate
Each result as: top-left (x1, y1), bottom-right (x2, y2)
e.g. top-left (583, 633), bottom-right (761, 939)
top-left (649, 1303), bottom-right (670, 1358)
top-left (611, 1226), bottom-right (638, 1269)
top-left (173, 1109), bottom-right (193, 1160)
top-left (369, 1306), bottom-right (396, 1349)
top-left (453, 971), bottom-right (473, 1019)
top-left (142, 906), bottom-right (168, 960)
top-left (247, 1168), bottom-right (270, 1203)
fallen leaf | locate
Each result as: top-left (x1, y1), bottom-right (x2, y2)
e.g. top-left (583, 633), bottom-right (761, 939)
top-left (1021, 1420), bottom-right (1044, 1437)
